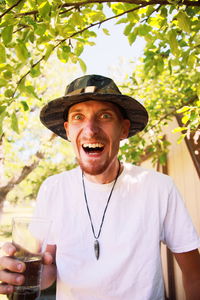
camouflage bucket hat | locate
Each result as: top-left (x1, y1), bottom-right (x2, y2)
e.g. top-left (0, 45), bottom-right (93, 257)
top-left (40, 74), bottom-right (148, 140)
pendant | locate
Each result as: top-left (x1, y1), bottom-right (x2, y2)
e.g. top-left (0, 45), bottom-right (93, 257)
top-left (94, 239), bottom-right (100, 260)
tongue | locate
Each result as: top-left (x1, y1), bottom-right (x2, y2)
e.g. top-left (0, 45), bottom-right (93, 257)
top-left (84, 147), bottom-right (103, 153)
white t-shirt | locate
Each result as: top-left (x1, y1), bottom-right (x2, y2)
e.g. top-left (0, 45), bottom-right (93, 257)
top-left (35, 163), bottom-right (200, 300)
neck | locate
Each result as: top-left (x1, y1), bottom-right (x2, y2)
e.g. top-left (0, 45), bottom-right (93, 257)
top-left (83, 159), bottom-right (122, 184)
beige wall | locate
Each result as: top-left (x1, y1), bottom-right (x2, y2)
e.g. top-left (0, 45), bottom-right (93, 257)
top-left (166, 119), bottom-right (200, 300)
top-left (141, 118), bottom-right (200, 300)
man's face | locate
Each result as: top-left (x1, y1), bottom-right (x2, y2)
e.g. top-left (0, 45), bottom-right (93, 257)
top-left (64, 100), bottom-right (130, 175)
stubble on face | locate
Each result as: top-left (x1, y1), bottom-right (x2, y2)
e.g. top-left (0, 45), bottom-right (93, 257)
top-left (65, 101), bottom-right (129, 177)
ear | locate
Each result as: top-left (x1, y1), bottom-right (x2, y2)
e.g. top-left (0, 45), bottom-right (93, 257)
top-left (64, 121), bottom-right (70, 141)
top-left (120, 119), bottom-right (131, 140)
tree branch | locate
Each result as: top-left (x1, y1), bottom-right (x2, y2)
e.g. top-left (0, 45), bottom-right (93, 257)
top-left (58, 0), bottom-right (200, 7)
top-left (8, 0), bottom-right (200, 19)
top-left (140, 96), bottom-right (198, 138)
top-left (13, 3), bottom-right (147, 97)
top-left (141, 4), bottom-right (162, 23)
top-left (0, 0), bottom-right (24, 19)
top-left (0, 133), bottom-right (57, 204)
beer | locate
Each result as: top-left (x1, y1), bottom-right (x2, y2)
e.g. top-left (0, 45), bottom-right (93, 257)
top-left (9, 257), bottom-right (42, 300)
top-left (8, 287), bottom-right (40, 300)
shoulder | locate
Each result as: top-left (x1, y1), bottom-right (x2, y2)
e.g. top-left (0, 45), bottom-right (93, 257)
top-left (40, 166), bottom-right (80, 190)
top-left (123, 162), bottom-right (174, 189)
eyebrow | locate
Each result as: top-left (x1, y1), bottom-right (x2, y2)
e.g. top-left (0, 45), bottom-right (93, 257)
top-left (68, 109), bottom-right (83, 114)
top-left (69, 108), bottom-right (115, 114)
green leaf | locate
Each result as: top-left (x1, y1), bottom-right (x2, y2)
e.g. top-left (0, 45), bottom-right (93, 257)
top-left (159, 153), bottom-right (167, 165)
top-left (35, 23), bottom-right (47, 36)
top-left (4, 89), bottom-right (14, 98)
top-left (74, 43), bottom-right (84, 57)
top-left (0, 110), bottom-right (7, 137)
top-left (172, 126), bottom-right (187, 133)
top-left (187, 54), bottom-right (196, 68)
top-left (177, 106), bottom-right (190, 113)
top-left (193, 33), bottom-right (200, 47)
top-left (0, 106), bottom-right (7, 114)
top-left (25, 85), bottom-right (38, 98)
top-left (127, 11), bottom-right (140, 22)
top-left (38, 1), bottom-right (51, 19)
top-left (57, 46), bottom-right (69, 63)
top-left (15, 43), bottom-right (30, 62)
top-left (11, 112), bottom-right (19, 134)
top-left (124, 23), bottom-right (133, 36)
top-left (21, 101), bottom-right (29, 111)
top-left (0, 43), bottom-right (6, 63)
top-left (30, 63), bottom-right (41, 77)
top-left (128, 30), bottom-right (137, 45)
top-left (78, 58), bottom-right (87, 73)
top-left (116, 17), bottom-right (127, 25)
top-left (29, 31), bottom-right (35, 43)
top-left (177, 134), bottom-right (185, 144)
top-left (176, 11), bottom-right (191, 34)
top-left (182, 115), bottom-right (189, 124)
top-left (3, 70), bottom-right (12, 79)
top-left (89, 11), bottom-right (105, 22)
top-left (137, 24), bottom-right (151, 36)
top-left (0, 78), bottom-right (7, 87)
top-left (69, 53), bottom-right (78, 64)
top-left (44, 44), bottom-right (54, 61)
top-left (102, 28), bottom-right (110, 36)
top-left (168, 30), bottom-right (180, 57)
top-left (2, 25), bottom-right (13, 45)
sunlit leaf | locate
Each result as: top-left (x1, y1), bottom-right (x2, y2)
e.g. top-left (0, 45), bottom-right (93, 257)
top-left (168, 30), bottom-right (180, 57)
top-left (38, 1), bottom-right (51, 19)
top-left (0, 78), bottom-right (7, 87)
top-left (0, 44), bottom-right (6, 63)
top-left (2, 26), bottom-right (13, 45)
top-left (15, 43), bottom-right (30, 62)
top-left (21, 101), bottom-right (29, 111)
top-left (11, 112), bottom-right (19, 134)
top-left (78, 58), bottom-right (87, 73)
top-left (30, 63), bottom-right (41, 78)
top-left (0, 110), bottom-right (7, 137)
top-left (4, 89), bottom-right (14, 98)
top-left (172, 126), bottom-right (188, 133)
top-left (102, 28), bottom-right (110, 36)
top-left (176, 11), bottom-right (191, 34)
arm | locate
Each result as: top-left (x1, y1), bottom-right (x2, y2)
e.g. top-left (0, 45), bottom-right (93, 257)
top-left (174, 249), bottom-right (200, 300)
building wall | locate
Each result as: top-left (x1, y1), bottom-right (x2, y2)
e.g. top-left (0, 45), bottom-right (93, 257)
top-left (141, 118), bottom-right (200, 300)
top-left (166, 118), bottom-right (200, 300)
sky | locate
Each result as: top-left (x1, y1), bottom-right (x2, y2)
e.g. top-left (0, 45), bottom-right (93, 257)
top-left (80, 19), bottom-right (146, 82)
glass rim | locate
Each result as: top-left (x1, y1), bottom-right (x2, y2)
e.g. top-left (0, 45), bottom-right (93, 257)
top-left (12, 216), bottom-right (52, 224)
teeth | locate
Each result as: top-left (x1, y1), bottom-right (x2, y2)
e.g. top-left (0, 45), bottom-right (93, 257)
top-left (83, 143), bottom-right (104, 148)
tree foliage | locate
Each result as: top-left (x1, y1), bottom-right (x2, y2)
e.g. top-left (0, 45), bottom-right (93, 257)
top-left (0, 0), bottom-right (199, 206)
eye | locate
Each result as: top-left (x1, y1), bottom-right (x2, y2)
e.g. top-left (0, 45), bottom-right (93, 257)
top-left (73, 114), bottom-right (83, 120)
top-left (100, 113), bottom-right (112, 119)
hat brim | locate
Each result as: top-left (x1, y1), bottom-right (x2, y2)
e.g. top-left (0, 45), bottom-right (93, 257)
top-left (40, 93), bottom-right (148, 140)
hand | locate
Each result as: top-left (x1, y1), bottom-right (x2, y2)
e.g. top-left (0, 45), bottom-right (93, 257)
top-left (0, 242), bottom-right (25, 295)
top-left (0, 242), bottom-right (54, 295)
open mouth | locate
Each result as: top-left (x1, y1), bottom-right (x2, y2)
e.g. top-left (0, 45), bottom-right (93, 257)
top-left (82, 143), bottom-right (104, 154)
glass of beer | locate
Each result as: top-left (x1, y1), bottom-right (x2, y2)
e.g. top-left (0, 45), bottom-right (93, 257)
top-left (9, 217), bottom-right (51, 300)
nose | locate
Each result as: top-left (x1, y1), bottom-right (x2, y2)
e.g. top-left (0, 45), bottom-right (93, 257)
top-left (82, 118), bottom-right (100, 138)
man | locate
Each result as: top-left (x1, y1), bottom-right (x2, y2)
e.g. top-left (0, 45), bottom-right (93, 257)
top-left (0, 74), bottom-right (200, 300)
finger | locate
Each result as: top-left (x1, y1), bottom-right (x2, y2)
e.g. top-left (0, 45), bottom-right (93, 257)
top-left (0, 256), bottom-right (25, 273)
top-left (0, 283), bottom-right (14, 295)
top-left (0, 270), bottom-right (24, 286)
top-left (42, 252), bottom-right (54, 265)
top-left (1, 243), bottom-right (16, 256)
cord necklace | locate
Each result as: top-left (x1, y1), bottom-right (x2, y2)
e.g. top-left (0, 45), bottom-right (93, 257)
top-left (82, 161), bottom-right (121, 260)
